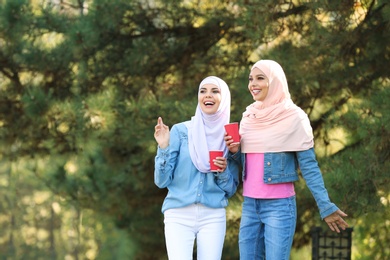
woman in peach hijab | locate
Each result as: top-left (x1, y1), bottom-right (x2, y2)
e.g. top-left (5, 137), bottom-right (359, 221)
top-left (225, 60), bottom-right (349, 260)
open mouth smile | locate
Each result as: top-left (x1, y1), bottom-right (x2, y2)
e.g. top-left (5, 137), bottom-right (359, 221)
top-left (204, 101), bottom-right (215, 107)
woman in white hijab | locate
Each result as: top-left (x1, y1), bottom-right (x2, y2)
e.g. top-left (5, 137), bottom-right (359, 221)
top-left (154, 76), bottom-right (239, 260)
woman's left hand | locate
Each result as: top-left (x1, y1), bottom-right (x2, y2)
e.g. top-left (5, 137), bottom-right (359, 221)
top-left (324, 209), bottom-right (349, 233)
top-left (213, 157), bottom-right (227, 173)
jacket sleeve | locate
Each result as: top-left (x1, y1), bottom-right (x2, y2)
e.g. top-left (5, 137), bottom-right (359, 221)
top-left (154, 125), bottom-right (180, 188)
top-left (213, 154), bottom-right (240, 199)
top-left (296, 148), bottom-right (339, 219)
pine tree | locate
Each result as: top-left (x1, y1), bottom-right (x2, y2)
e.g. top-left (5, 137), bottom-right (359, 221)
top-left (0, 0), bottom-right (388, 258)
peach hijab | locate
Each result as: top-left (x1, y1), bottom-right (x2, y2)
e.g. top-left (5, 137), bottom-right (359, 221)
top-left (240, 60), bottom-right (314, 153)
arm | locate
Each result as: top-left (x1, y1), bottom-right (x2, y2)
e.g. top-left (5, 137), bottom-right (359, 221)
top-left (296, 148), bottom-right (348, 232)
top-left (213, 155), bottom-right (240, 198)
top-left (154, 119), bottom-right (179, 188)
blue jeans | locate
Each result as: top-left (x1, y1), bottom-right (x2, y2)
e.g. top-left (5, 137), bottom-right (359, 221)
top-left (239, 196), bottom-right (297, 260)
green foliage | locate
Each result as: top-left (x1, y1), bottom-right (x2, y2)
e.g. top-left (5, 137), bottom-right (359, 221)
top-left (0, 0), bottom-right (389, 258)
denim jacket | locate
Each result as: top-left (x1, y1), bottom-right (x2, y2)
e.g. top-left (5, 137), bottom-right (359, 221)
top-left (154, 122), bottom-right (240, 213)
top-left (230, 148), bottom-right (338, 219)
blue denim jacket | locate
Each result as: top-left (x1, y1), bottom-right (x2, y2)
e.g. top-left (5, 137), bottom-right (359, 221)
top-left (230, 148), bottom-right (338, 219)
top-left (154, 122), bottom-right (240, 213)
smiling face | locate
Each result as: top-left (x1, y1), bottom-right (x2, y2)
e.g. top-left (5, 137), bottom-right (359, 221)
top-left (198, 83), bottom-right (222, 115)
top-left (248, 67), bottom-right (269, 102)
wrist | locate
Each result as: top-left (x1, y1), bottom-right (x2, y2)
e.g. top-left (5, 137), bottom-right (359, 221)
top-left (159, 143), bottom-right (169, 149)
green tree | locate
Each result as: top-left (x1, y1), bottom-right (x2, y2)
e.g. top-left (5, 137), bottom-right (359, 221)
top-left (0, 0), bottom-right (388, 259)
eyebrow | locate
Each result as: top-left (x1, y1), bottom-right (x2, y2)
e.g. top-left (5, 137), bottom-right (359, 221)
top-left (250, 73), bottom-right (266, 77)
top-left (200, 87), bottom-right (220, 90)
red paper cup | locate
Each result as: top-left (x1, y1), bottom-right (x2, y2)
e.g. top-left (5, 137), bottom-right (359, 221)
top-left (209, 150), bottom-right (223, 172)
top-left (224, 122), bottom-right (240, 143)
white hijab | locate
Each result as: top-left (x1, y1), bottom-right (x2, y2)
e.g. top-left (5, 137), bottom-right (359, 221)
top-left (185, 76), bottom-right (231, 172)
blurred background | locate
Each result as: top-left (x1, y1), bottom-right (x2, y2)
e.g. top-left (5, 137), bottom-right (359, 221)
top-left (0, 0), bottom-right (389, 259)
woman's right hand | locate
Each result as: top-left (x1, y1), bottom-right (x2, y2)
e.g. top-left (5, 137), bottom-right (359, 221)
top-left (224, 132), bottom-right (240, 153)
top-left (154, 117), bottom-right (170, 149)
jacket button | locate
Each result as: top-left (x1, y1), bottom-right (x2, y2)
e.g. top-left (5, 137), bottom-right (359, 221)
top-left (268, 178), bottom-right (272, 182)
top-left (267, 162), bottom-right (271, 166)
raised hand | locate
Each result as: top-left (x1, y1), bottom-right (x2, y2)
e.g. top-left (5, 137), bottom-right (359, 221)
top-left (154, 117), bottom-right (170, 149)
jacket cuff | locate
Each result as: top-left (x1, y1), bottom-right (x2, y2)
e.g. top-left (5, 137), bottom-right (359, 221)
top-left (320, 204), bottom-right (339, 219)
top-left (214, 170), bottom-right (229, 181)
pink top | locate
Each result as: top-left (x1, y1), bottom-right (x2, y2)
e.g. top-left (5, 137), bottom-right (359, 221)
top-left (243, 153), bottom-right (295, 199)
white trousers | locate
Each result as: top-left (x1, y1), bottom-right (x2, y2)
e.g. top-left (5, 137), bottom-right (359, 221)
top-left (164, 204), bottom-right (226, 260)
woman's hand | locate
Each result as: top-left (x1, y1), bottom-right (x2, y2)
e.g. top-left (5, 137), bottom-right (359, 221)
top-left (324, 209), bottom-right (349, 233)
top-left (154, 117), bottom-right (170, 149)
top-left (224, 132), bottom-right (240, 153)
top-left (212, 156), bottom-right (227, 173)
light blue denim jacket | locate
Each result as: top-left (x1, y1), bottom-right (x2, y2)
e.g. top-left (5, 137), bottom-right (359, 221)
top-left (154, 122), bottom-right (240, 213)
top-left (230, 148), bottom-right (338, 219)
